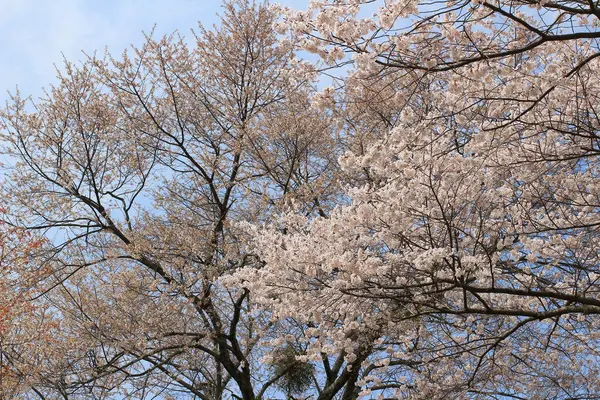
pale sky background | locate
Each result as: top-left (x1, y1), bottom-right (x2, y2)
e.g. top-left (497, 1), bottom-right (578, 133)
top-left (0, 0), bottom-right (307, 103)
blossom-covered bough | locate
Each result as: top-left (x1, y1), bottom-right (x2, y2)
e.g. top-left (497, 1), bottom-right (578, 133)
top-left (0, 223), bottom-right (54, 399)
top-left (233, 0), bottom-right (600, 398)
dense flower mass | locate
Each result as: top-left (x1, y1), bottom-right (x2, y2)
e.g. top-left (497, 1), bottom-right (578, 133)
top-left (239, 0), bottom-right (600, 397)
top-left (1, 0), bottom-right (600, 398)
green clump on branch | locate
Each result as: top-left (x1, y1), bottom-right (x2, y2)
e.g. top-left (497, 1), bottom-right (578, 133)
top-left (269, 344), bottom-right (314, 397)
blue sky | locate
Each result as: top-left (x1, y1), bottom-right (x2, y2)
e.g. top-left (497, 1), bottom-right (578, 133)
top-left (0, 0), bottom-right (307, 103)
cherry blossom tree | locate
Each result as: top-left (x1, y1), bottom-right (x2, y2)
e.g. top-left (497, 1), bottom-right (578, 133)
top-left (0, 1), bottom-right (350, 399)
top-left (235, 0), bottom-right (600, 398)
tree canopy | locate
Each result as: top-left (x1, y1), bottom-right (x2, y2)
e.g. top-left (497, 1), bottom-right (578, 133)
top-left (1, 0), bottom-right (600, 398)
